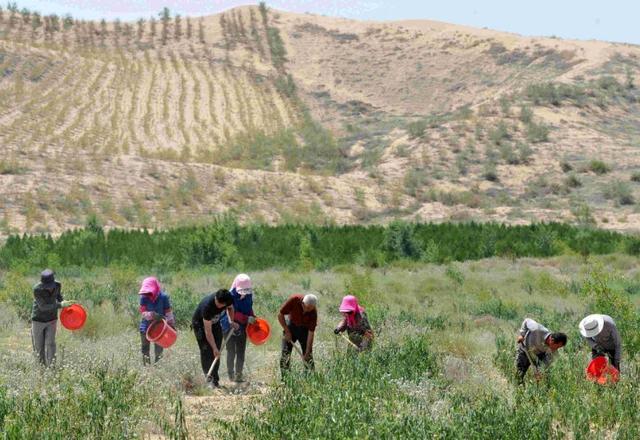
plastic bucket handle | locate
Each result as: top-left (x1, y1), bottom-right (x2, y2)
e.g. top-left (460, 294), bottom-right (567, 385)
top-left (146, 319), bottom-right (177, 349)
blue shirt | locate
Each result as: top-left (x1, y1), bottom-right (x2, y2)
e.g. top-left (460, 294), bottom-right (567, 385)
top-left (221, 288), bottom-right (254, 332)
top-left (139, 292), bottom-right (172, 333)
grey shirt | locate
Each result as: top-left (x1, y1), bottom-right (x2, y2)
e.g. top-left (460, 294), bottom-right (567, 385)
top-left (585, 315), bottom-right (621, 366)
top-left (519, 318), bottom-right (554, 366)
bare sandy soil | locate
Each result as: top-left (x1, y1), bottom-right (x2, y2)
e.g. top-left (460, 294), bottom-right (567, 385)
top-left (1, 6), bottom-right (640, 236)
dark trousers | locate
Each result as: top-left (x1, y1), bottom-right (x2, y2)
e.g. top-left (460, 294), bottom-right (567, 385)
top-left (592, 348), bottom-right (620, 371)
top-left (226, 329), bottom-right (248, 379)
top-left (141, 333), bottom-right (164, 365)
top-left (515, 347), bottom-right (545, 382)
top-left (280, 324), bottom-right (314, 375)
top-left (194, 323), bottom-right (223, 383)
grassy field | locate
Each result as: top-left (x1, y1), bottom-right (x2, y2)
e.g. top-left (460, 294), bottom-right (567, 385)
top-left (1, 253), bottom-right (640, 438)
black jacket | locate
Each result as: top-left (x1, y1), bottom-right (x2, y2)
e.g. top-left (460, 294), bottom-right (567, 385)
top-left (31, 281), bottom-right (63, 323)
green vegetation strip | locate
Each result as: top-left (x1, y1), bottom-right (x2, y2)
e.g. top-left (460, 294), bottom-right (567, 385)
top-left (1, 220), bottom-right (638, 271)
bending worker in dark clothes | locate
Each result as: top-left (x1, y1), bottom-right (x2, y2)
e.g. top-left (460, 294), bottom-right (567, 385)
top-left (191, 289), bottom-right (237, 388)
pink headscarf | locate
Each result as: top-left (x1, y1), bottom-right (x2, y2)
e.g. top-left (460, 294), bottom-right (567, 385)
top-left (339, 295), bottom-right (365, 327)
top-left (139, 277), bottom-right (161, 302)
top-left (231, 274), bottom-right (252, 297)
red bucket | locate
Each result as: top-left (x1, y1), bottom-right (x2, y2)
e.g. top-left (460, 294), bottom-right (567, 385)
top-left (146, 319), bottom-right (177, 349)
top-left (247, 318), bottom-right (271, 345)
top-left (586, 356), bottom-right (619, 384)
top-left (60, 304), bottom-right (87, 330)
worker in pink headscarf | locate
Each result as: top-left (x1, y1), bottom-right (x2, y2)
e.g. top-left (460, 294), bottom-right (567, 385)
top-left (139, 276), bottom-right (175, 365)
top-left (333, 295), bottom-right (373, 351)
top-left (220, 274), bottom-right (256, 382)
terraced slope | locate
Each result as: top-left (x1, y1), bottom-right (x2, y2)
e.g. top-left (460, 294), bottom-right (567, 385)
top-left (1, 5), bottom-right (640, 235)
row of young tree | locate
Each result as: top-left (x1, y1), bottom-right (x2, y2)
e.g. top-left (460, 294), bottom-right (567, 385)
top-left (0, 3), bottom-right (206, 46)
top-left (0, 218), bottom-right (637, 271)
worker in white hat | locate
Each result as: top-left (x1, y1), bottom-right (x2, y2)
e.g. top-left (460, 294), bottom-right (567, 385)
top-left (579, 314), bottom-right (621, 371)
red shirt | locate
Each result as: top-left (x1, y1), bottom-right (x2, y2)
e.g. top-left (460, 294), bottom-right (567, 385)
top-left (280, 294), bottom-right (317, 331)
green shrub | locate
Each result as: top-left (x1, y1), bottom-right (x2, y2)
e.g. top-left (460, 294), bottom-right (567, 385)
top-left (265, 26), bottom-right (286, 69)
top-left (483, 163), bottom-right (499, 182)
top-left (571, 203), bottom-right (597, 227)
top-left (344, 268), bottom-right (377, 306)
top-left (474, 297), bottom-right (518, 321)
top-left (0, 158), bottom-right (28, 175)
top-left (445, 264), bottom-right (465, 287)
top-left (0, 271), bottom-right (33, 320)
top-left (499, 96), bottom-right (511, 115)
top-left (519, 106), bottom-right (533, 124)
top-left (625, 237), bottom-right (640, 256)
top-left (407, 119), bottom-right (428, 139)
top-left (588, 160), bottom-right (611, 175)
top-left (604, 180), bottom-right (635, 206)
top-left (79, 301), bottom-right (135, 339)
top-left (564, 173), bottom-right (582, 188)
top-left (560, 161), bottom-right (573, 173)
top-left (516, 142), bottom-right (533, 164)
top-left (455, 153), bottom-right (468, 175)
top-left (499, 142), bottom-right (518, 164)
top-left (298, 117), bottom-right (348, 174)
top-left (581, 265), bottom-right (640, 356)
top-left (164, 285), bottom-right (201, 328)
top-left (526, 121), bottom-right (550, 143)
top-left (395, 144), bottom-right (410, 158)
top-left (525, 82), bottom-right (586, 106)
top-left (630, 172), bottom-right (640, 183)
top-left (488, 121), bottom-right (510, 146)
top-left (597, 75), bottom-right (623, 94)
top-left (403, 167), bottom-right (429, 197)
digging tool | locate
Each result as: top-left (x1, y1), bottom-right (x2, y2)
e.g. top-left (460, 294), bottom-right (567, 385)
top-left (520, 331), bottom-right (540, 379)
top-left (206, 329), bottom-right (234, 381)
top-left (338, 332), bottom-right (359, 350)
top-left (283, 335), bottom-right (310, 366)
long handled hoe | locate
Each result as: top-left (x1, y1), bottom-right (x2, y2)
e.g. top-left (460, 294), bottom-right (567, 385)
top-left (520, 338), bottom-right (540, 379)
top-left (284, 337), bottom-right (311, 367)
top-left (338, 332), bottom-right (359, 349)
top-left (207, 330), bottom-right (234, 381)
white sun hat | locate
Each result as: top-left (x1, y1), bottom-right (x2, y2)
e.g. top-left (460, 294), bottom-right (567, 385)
top-left (579, 314), bottom-right (605, 338)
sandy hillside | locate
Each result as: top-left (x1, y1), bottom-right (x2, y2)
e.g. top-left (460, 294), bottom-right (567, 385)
top-left (1, 5), bottom-right (640, 236)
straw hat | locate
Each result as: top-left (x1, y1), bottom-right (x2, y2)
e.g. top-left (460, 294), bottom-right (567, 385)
top-left (579, 314), bottom-right (605, 338)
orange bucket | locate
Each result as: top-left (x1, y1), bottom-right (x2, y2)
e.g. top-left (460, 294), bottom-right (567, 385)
top-left (60, 304), bottom-right (87, 330)
top-left (247, 318), bottom-right (271, 345)
top-left (586, 356), bottom-right (619, 384)
top-left (146, 319), bottom-right (177, 349)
